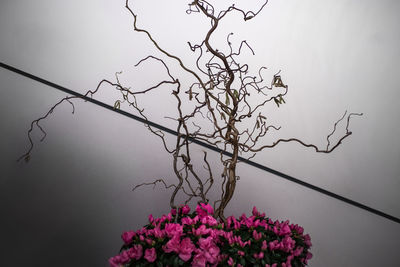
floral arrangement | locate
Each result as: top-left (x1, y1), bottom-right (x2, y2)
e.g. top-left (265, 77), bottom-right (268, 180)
top-left (109, 204), bottom-right (312, 267)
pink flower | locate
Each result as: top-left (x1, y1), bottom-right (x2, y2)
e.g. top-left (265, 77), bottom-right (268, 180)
top-left (164, 223), bottom-right (183, 238)
top-left (166, 213), bottom-right (173, 221)
top-left (304, 234), bottom-right (312, 247)
top-left (127, 244), bottom-right (143, 260)
top-left (192, 253), bottom-right (207, 267)
top-left (252, 229), bottom-right (262, 240)
top-left (286, 255), bottom-right (294, 267)
top-left (282, 236), bottom-right (295, 252)
top-left (198, 236), bottom-right (220, 264)
top-left (152, 226), bottom-right (164, 239)
top-left (194, 224), bottom-right (211, 236)
top-left (228, 257), bottom-right (234, 266)
top-left (121, 231), bottom-right (136, 244)
top-left (252, 206), bottom-right (260, 216)
top-left (163, 235), bottom-right (180, 253)
top-left (148, 214), bottom-right (155, 223)
top-left (253, 251), bottom-right (264, 259)
top-left (261, 240), bottom-right (268, 250)
top-left (171, 208), bottom-right (177, 216)
top-left (179, 237), bottom-right (195, 262)
top-left (196, 203), bottom-right (214, 218)
top-left (237, 250), bottom-right (245, 256)
top-left (119, 250), bottom-right (130, 264)
top-left (139, 235), bottom-right (145, 241)
top-left (244, 216), bottom-right (255, 228)
top-left (293, 247), bottom-right (304, 256)
top-left (145, 238), bottom-right (153, 246)
top-left (181, 216), bottom-right (194, 225)
top-left (269, 240), bottom-right (279, 251)
top-left (181, 205), bottom-right (191, 214)
top-left (279, 223), bottom-right (291, 236)
top-left (108, 255), bottom-right (121, 267)
top-left (201, 215), bottom-right (218, 226)
top-left (144, 247), bottom-right (157, 263)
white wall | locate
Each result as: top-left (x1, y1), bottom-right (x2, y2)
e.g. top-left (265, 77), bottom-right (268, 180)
top-left (1, 0), bottom-right (399, 266)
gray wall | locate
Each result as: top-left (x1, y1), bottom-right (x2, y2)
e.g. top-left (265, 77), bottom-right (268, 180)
top-left (1, 0), bottom-right (399, 266)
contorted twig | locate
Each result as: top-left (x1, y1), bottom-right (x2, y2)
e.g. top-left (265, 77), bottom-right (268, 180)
top-left (20, 0), bottom-right (362, 222)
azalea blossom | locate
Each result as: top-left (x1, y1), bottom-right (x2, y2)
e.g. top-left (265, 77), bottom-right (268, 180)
top-left (109, 204), bottom-right (312, 267)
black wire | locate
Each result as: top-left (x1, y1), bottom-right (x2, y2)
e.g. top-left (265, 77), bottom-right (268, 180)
top-left (1, 61), bottom-right (399, 225)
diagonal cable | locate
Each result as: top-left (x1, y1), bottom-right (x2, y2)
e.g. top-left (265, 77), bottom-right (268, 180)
top-left (1, 61), bottom-right (399, 225)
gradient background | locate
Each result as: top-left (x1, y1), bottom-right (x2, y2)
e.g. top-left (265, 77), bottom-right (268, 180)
top-left (1, 0), bottom-right (400, 266)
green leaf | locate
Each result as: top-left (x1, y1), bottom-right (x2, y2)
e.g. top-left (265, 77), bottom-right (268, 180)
top-left (274, 97), bottom-right (280, 107)
top-left (221, 112), bottom-right (226, 121)
top-left (225, 92), bottom-right (230, 106)
top-left (173, 256), bottom-right (180, 266)
top-left (259, 114), bottom-right (267, 121)
top-left (114, 100), bottom-right (121, 110)
top-left (233, 89), bottom-right (239, 100)
top-left (210, 82), bottom-right (214, 90)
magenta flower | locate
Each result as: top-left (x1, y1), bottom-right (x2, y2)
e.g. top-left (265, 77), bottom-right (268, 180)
top-left (193, 224), bottom-right (211, 236)
top-left (227, 257), bottom-right (234, 266)
top-left (152, 226), bottom-right (164, 239)
top-left (119, 250), bottom-right (130, 264)
top-left (181, 216), bottom-right (194, 225)
top-left (171, 208), bottom-right (177, 216)
top-left (198, 236), bottom-right (220, 264)
top-left (144, 247), bottom-right (157, 263)
top-left (196, 203), bottom-right (214, 218)
top-left (121, 231), bottom-right (135, 244)
top-left (279, 223), bottom-right (292, 236)
top-left (112, 206), bottom-right (312, 266)
top-left (181, 205), bottom-right (191, 214)
top-left (304, 234), bottom-right (312, 247)
top-left (108, 255), bottom-right (121, 267)
top-left (261, 240), bottom-right (268, 250)
top-left (163, 235), bottom-right (180, 253)
top-left (179, 237), bottom-right (195, 261)
top-left (282, 236), bottom-right (295, 252)
top-left (293, 246), bottom-right (304, 256)
top-left (164, 223), bottom-right (183, 238)
top-left (252, 229), bottom-right (262, 240)
top-left (127, 244), bottom-right (143, 260)
top-left (253, 251), bottom-right (264, 259)
top-left (192, 253), bottom-right (207, 267)
top-left (252, 206), bottom-right (260, 216)
top-left (201, 215), bottom-right (218, 226)
top-left (269, 240), bottom-right (279, 251)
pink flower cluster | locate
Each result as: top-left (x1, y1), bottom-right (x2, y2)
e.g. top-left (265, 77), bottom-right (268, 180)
top-left (109, 204), bottom-right (312, 267)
